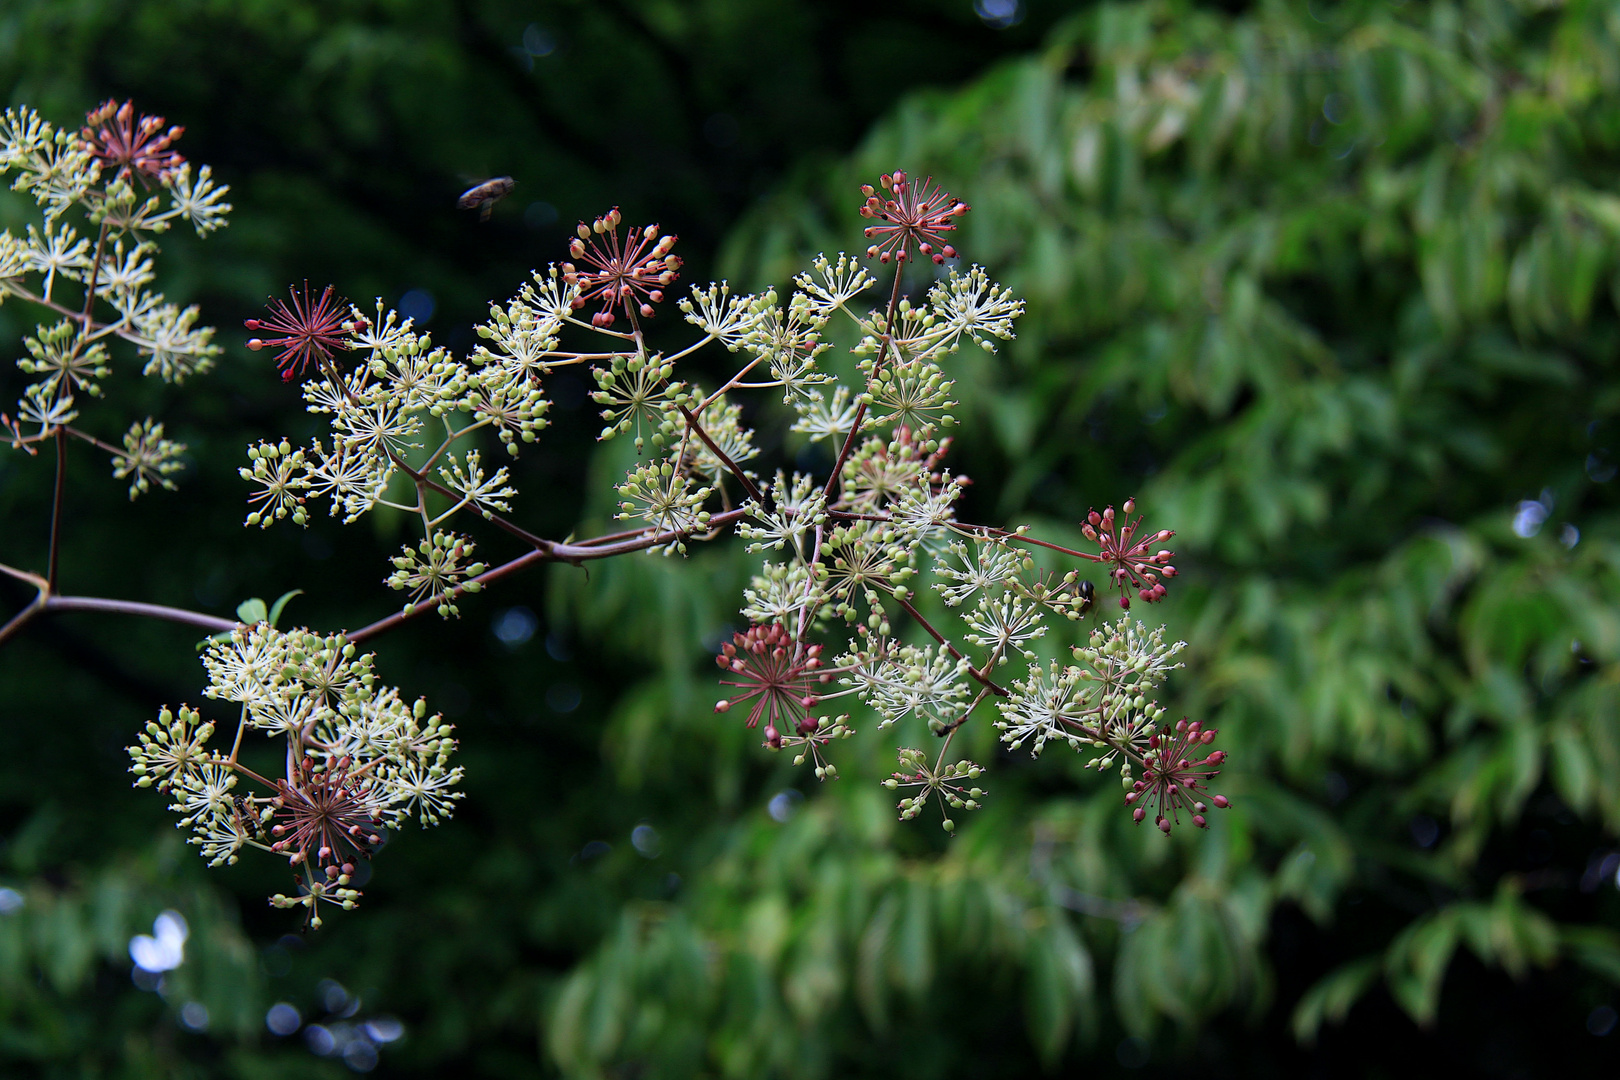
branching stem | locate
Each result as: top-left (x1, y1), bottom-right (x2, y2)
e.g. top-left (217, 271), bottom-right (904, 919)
top-left (676, 403), bottom-right (762, 503)
top-left (822, 267), bottom-right (906, 501)
top-left (891, 594), bottom-right (1008, 698)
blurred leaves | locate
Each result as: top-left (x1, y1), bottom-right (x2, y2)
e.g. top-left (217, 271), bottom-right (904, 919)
top-left (547, 0), bottom-right (1620, 1073)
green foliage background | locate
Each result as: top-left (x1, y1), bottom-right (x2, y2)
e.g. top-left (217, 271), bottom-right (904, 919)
top-left (2, 0), bottom-right (1619, 1076)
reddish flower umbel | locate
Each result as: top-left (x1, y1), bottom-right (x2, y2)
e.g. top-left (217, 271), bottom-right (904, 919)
top-left (1081, 498), bottom-right (1177, 608)
top-left (858, 171), bottom-right (969, 265)
top-left (714, 623), bottom-right (826, 743)
top-left (1125, 718), bottom-right (1230, 834)
top-left (270, 755), bottom-right (384, 878)
top-left (562, 208), bottom-right (682, 328)
top-left (246, 282), bottom-right (364, 382)
top-left (80, 100), bottom-right (186, 184)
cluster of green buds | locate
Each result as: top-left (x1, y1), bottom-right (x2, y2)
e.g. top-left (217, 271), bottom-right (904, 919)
top-left (386, 530), bottom-right (486, 617)
top-left (885, 747), bottom-right (985, 832)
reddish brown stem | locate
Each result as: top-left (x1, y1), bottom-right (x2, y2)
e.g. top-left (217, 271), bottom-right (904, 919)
top-left (344, 508), bottom-right (747, 643)
top-left (676, 403), bottom-right (763, 503)
top-left (821, 267), bottom-right (906, 501)
top-left (891, 594), bottom-right (1008, 697)
top-left (62, 426), bottom-right (122, 456)
top-left (47, 428), bottom-right (66, 588)
top-left (45, 595), bottom-right (238, 633)
top-left (0, 597), bottom-right (45, 646)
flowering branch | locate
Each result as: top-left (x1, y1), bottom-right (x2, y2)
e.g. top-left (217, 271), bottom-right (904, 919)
top-left (2, 102), bottom-right (1222, 931)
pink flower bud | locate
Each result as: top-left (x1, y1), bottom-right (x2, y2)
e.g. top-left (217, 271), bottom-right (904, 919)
top-left (1193, 815), bottom-right (1207, 828)
top-left (1213, 795), bottom-right (1230, 808)
top-left (714, 699), bottom-right (731, 713)
top-left (1157, 816), bottom-right (1172, 834)
top-left (1133, 807), bottom-right (1146, 822)
top-left (1123, 498), bottom-right (1136, 514)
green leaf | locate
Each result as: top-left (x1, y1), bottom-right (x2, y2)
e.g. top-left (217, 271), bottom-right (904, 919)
top-left (267, 588), bottom-right (303, 628)
top-left (1024, 912), bottom-right (1095, 1062)
top-left (1291, 957), bottom-right (1379, 1044)
top-left (1560, 926), bottom-right (1620, 985)
top-left (234, 596), bottom-right (267, 625)
top-left (1385, 910), bottom-right (1460, 1026)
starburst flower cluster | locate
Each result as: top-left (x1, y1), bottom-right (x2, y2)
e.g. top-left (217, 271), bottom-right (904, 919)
top-left (1125, 718), bottom-right (1230, 833)
top-left (246, 282), bottom-right (366, 382)
top-left (563, 207), bottom-right (681, 328)
top-left (859, 171), bottom-right (969, 264)
top-left (237, 169), bottom-right (1215, 841)
top-left (127, 624), bottom-right (463, 927)
top-left (884, 747), bottom-right (986, 832)
top-left (1083, 498), bottom-right (1178, 607)
top-left (0, 102), bottom-right (230, 494)
top-left (714, 622), bottom-right (828, 736)
top-left (80, 100), bottom-right (185, 184)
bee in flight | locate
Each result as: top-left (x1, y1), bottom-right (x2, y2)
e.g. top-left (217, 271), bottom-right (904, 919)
top-left (457, 176), bottom-right (516, 221)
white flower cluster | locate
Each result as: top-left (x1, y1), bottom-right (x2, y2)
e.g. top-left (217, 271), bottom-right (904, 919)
top-left (240, 293), bottom-right (546, 598)
top-left (0, 104), bottom-right (230, 494)
top-left (127, 624), bottom-right (462, 927)
top-left (995, 616), bottom-right (1185, 768)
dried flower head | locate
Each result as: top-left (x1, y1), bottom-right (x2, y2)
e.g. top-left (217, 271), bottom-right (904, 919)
top-left (563, 208), bottom-right (682, 328)
top-left (714, 623), bottom-right (826, 737)
top-left (1124, 718), bottom-right (1230, 833)
top-left (246, 282), bottom-right (363, 382)
top-left (858, 171), bottom-right (969, 265)
top-left (80, 99), bottom-right (185, 184)
top-left (1082, 498), bottom-right (1178, 607)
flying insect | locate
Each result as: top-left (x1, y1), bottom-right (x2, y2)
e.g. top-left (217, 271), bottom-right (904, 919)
top-left (457, 176), bottom-right (516, 221)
